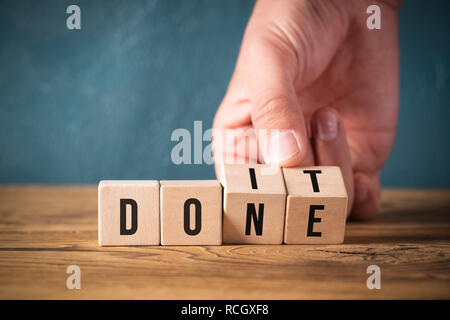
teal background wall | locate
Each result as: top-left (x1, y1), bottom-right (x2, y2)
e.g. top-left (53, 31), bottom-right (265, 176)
top-left (0, 0), bottom-right (449, 187)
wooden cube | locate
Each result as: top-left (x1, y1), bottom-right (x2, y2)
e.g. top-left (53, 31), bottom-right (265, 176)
top-left (160, 180), bottom-right (222, 245)
top-left (282, 166), bottom-right (348, 244)
top-left (98, 180), bottom-right (160, 246)
top-left (220, 164), bottom-right (286, 244)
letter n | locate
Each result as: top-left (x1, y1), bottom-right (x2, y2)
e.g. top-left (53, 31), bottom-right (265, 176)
top-left (245, 203), bottom-right (264, 236)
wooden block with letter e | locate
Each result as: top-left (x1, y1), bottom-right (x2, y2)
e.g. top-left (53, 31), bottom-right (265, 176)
top-left (98, 180), bottom-right (160, 246)
top-left (160, 180), bottom-right (222, 245)
top-left (282, 166), bottom-right (348, 244)
top-left (220, 164), bottom-right (287, 244)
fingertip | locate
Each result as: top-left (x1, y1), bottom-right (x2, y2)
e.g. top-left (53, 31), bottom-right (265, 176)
top-left (313, 107), bottom-right (340, 142)
top-left (312, 107), bottom-right (354, 217)
top-left (349, 174), bottom-right (381, 220)
top-left (262, 129), bottom-right (314, 167)
top-left (272, 147), bottom-right (309, 167)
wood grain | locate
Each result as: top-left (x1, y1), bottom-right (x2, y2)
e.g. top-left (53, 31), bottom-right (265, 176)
top-left (0, 186), bottom-right (449, 299)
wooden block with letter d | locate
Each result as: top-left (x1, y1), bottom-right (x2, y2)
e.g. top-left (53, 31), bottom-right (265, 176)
top-left (282, 166), bottom-right (348, 244)
top-left (160, 180), bottom-right (222, 245)
top-left (220, 164), bottom-right (287, 244)
top-left (98, 180), bottom-right (160, 246)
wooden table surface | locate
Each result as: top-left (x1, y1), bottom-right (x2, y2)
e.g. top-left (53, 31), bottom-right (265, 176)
top-left (0, 186), bottom-right (449, 299)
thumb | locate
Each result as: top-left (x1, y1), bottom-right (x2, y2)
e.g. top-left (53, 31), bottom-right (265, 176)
top-left (244, 43), bottom-right (313, 167)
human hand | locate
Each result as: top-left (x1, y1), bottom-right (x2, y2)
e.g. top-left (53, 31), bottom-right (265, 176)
top-left (213, 0), bottom-right (400, 219)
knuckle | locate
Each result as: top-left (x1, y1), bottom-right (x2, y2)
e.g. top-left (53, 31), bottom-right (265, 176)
top-left (252, 96), bottom-right (292, 128)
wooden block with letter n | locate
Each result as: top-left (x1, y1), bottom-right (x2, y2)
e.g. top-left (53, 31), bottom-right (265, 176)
top-left (160, 180), bottom-right (222, 245)
top-left (98, 180), bottom-right (160, 246)
top-left (220, 164), bottom-right (287, 244)
top-left (282, 166), bottom-right (348, 244)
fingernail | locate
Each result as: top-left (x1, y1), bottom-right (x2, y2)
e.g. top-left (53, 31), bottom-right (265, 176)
top-left (315, 109), bottom-right (339, 141)
top-left (265, 130), bottom-right (301, 164)
top-left (355, 182), bottom-right (368, 204)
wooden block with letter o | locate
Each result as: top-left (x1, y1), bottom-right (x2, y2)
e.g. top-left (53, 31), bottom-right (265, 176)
top-left (282, 166), bottom-right (348, 244)
top-left (160, 180), bottom-right (222, 245)
top-left (98, 180), bottom-right (160, 246)
top-left (220, 164), bottom-right (287, 244)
